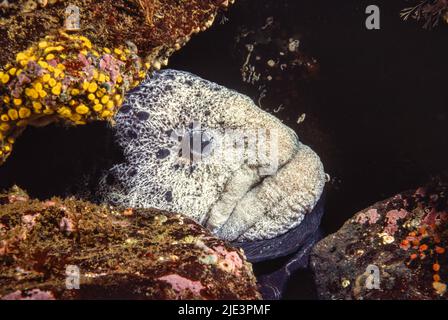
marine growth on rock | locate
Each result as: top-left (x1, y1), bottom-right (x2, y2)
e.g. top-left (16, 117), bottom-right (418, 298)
top-left (97, 69), bottom-right (326, 242)
top-left (0, 0), bottom-right (234, 165)
top-left (0, 186), bottom-right (260, 300)
top-left (0, 31), bottom-right (147, 162)
top-left (311, 181), bottom-right (448, 300)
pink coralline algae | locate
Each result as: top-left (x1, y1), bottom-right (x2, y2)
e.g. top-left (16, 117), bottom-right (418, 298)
top-left (356, 208), bottom-right (381, 225)
top-left (213, 245), bottom-right (244, 275)
top-left (22, 213), bottom-right (39, 230)
top-left (157, 274), bottom-right (205, 296)
top-left (195, 241), bottom-right (245, 275)
top-left (422, 209), bottom-right (448, 226)
top-left (0, 187), bottom-right (261, 300)
top-left (59, 217), bottom-right (76, 234)
top-left (225, 252), bottom-right (244, 270)
top-left (384, 209), bottom-right (409, 235)
top-left (1, 289), bottom-right (55, 300)
top-left (312, 180), bottom-right (448, 299)
top-left (5, 194), bottom-right (29, 204)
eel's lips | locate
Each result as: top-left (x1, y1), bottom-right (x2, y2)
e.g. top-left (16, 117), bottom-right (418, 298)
top-left (232, 194), bottom-right (325, 263)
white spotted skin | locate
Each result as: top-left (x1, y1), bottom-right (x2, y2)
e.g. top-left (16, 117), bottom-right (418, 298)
top-left (98, 70), bottom-right (326, 241)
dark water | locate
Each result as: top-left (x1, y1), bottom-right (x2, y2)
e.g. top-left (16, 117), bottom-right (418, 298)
top-left (168, 0), bottom-right (448, 235)
top-left (0, 0), bottom-right (447, 299)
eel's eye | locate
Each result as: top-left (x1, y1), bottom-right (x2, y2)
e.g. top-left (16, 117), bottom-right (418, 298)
top-left (172, 122), bottom-right (214, 162)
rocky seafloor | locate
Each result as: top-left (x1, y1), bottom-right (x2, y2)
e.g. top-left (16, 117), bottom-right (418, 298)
top-left (311, 180), bottom-right (448, 300)
top-left (0, 187), bottom-right (261, 300)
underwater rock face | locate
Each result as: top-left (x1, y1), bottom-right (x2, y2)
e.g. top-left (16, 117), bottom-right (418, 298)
top-left (0, 187), bottom-right (260, 300)
top-left (0, 32), bottom-right (147, 163)
top-left (0, 0), bottom-right (233, 68)
top-left (98, 69), bottom-right (326, 242)
top-left (311, 182), bottom-right (448, 300)
top-left (0, 0), bottom-right (233, 165)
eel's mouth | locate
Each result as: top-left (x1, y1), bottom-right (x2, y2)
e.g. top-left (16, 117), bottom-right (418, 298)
top-left (232, 194), bottom-right (326, 263)
top-left (202, 143), bottom-right (326, 243)
top-left (202, 162), bottom-right (281, 235)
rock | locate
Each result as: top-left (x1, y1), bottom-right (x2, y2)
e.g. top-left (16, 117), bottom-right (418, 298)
top-left (311, 181), bottom-right (448, 300)
top-left (97, 69), bottom-right (326, 244)
top-left (0, 32), bottom-right (148, 165)
top-left (0, 0), bottom-right (233, 68)
top-left (0, 0), bottom-right (234, 165)
top-left (0, 187), bottom-right (260, 300)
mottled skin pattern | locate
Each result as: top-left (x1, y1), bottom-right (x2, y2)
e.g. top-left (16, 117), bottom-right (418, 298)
top-left (0, 188), bottom-right (260, 300)
top-left (98, 70), bottom-right (325, 242)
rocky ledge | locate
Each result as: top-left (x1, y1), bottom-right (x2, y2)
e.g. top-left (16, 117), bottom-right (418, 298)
top-left (0, 187), bottom-right (260, 300)
top-left (311, 181), bottom-right (448, 300)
